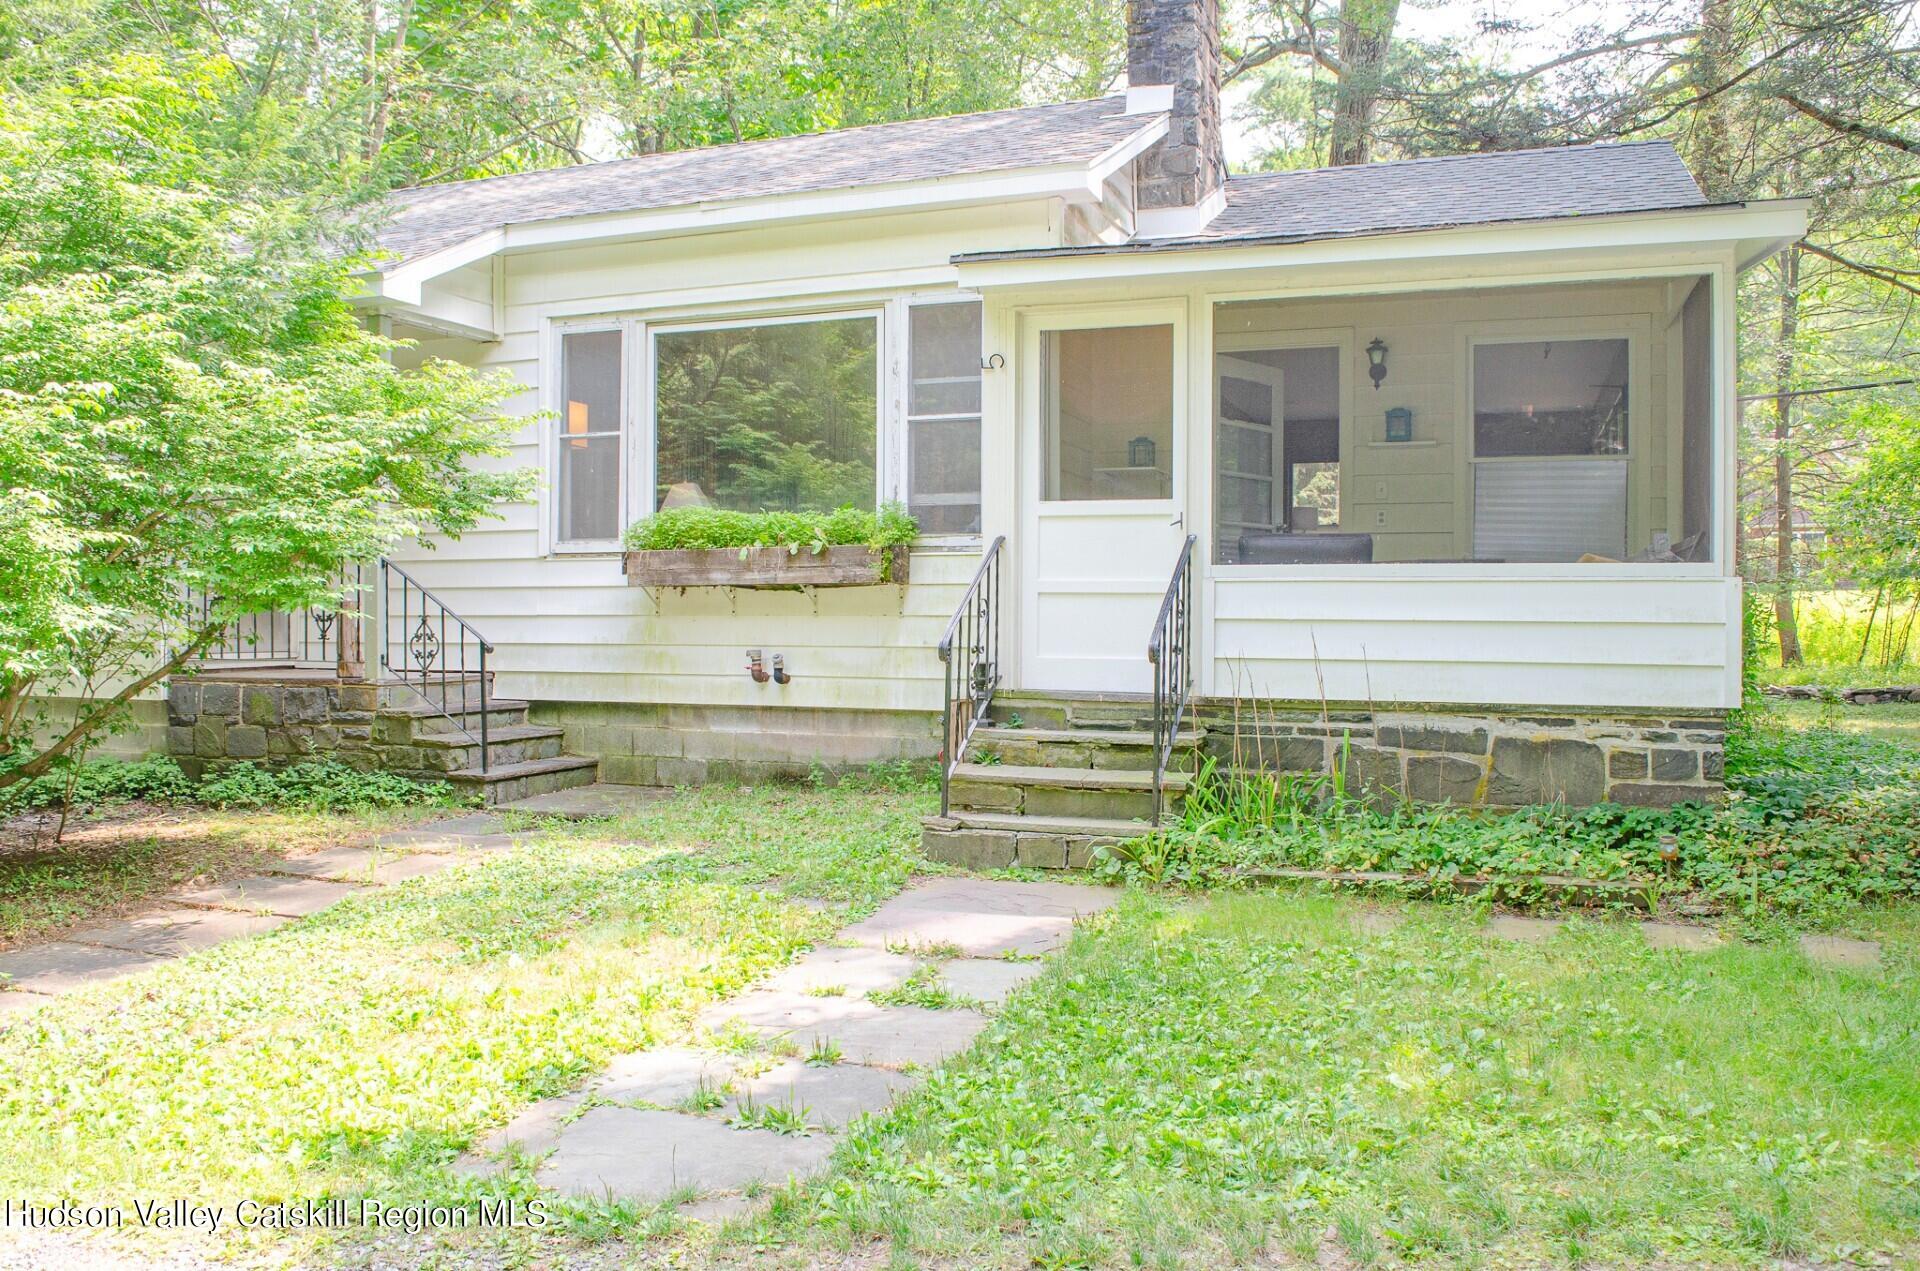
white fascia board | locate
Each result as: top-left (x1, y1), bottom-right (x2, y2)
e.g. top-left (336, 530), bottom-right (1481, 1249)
top-left (1084, 114), bottom-right (1169, 191)
top-left (361, 227), bottom-right (507, 308)
top-left (954, 199), bottom-right (1812, 289)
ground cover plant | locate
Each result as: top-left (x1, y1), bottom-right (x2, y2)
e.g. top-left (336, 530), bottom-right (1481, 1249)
top-left (0, 772), bottom-right (931, 1260)
top-left (1097, 718), bottom-right (1920, 925)
top-left (784, 890), bottom-right (1920, 1268)
top-left (0, 755), bottom-right (462, 815)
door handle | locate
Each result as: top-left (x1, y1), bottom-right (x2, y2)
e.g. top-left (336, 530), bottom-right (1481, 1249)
top-left (1169, 513), bottom-right (1184, 528)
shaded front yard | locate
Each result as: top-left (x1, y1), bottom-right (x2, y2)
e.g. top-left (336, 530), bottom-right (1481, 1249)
top-left (1, 738), bottom-right (1916, 1268)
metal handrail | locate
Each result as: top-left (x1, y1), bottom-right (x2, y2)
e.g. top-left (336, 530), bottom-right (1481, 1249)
top-left (380, 559), bottom-right (495, 771)
top-left (936, 536), bottom-right (1006, 816)
top-left (1147, 534), bottom-right (1198, 825)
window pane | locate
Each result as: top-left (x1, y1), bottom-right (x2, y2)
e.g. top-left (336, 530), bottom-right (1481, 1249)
top-left (910, 302), bottom-right (982, 415)
top-left (558, 330), bottom-right (623, 542)
top-left (653, 317), bottom-right (878, 513)
top-left (1474, 458), bottom-right (1627, 561)
top-left (908, 301), bottom-right (983, 534)
top-left (1043, 325), bottom-right (1173, 501)
top-left (1474, 338), bottom-right (1628, 457)
top-left (909, 416), bottom-right (982, 534)
top-left (1291, 462), bottom-right (1340, 529)
top-left (558, 433), bottom-right (620, 543)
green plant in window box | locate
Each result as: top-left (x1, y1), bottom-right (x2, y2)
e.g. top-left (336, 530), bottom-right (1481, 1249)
top-left (622, 504), bottom-right (918, 583)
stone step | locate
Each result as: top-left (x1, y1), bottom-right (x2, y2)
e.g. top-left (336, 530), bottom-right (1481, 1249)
top-left (446, 755), bottom-right (600, 806)
top-left (414, 724), bottom-right (568, 772)
top-left (948, 764), bottom-right (1185, 820)
top-left (921, 810), bottom-right (1152, 872)
top-left (967, 725), bottom-right (1204, 770)
top-left (987, 692), bottom-right (1158, 733)
top-left (374, 699), bottom-right (532, 743)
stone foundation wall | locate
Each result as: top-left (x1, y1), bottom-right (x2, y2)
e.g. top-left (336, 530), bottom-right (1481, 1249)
top-left (1190, 702), bottom-right (1726, 808)
top-left (529, 701), bottom-right (939, 786)
top-left (164, 678), bottom-right (387, 777)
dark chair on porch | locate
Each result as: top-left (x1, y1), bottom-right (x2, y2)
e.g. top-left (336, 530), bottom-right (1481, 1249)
top-left (1237, 531), bottom-right (1375, 564)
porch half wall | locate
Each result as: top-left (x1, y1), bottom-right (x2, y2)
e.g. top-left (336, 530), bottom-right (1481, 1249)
top-left (1208, 573), bottom-right (1742, 710)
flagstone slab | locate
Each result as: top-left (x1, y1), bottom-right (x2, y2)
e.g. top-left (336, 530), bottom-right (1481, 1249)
top-left (1642, 922), bottom-right (1722, 952)
top-left (934, 958), bottom-right (1045, 1006)
top-left (171, 875), bottom-right (362, 917)
top-left (502, 783), bottom-right (669, 820)
top-left (721, 1060), bottom-right (919, 1129)
top-left (536, 1106), bottom-right (832, 1200)
top-left (592, 1047), bottom-right (739, 1108)
top-left (840, 878), bottom-right (1117, 957)
top-left (64, 906), bottom-right (288, 957)
top-left (1800, 934), bottom-right (1881, 969)
top-left (778, 1004), bottom-right (993, 1068)
top-left (1485, 915), bottom-right (1562, 944)
top-left (758, 946), bottom-right (918, 997)
top-left (363, 853), bottom-right (461, 884)
top-left (268, 847), bottom-right (382, 879)
top-left (0, 941), bottom-right (167, 994)
top-left (378, 813), bottom-right (507, 843)
top-left (698, 988), bottom-right (876, 1036)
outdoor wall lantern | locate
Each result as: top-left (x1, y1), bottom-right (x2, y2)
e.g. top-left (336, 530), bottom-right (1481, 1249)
top-left (1385, 406), bottom-right (1414, 443)
top-left (1128, 436), bottom-right (1157, 468)
top-left (1366, 337), bottom-right (1390, 389)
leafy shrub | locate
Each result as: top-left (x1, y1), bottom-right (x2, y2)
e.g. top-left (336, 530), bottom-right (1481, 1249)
top-left (1, 756), bottom-right (462, 814)
top-left (622, 503), bottom-right (916, 552)
top-left (1101, 724), bottom-right (1920, 919)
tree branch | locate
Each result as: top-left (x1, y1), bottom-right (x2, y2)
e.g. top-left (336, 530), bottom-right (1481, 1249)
top-left (0, 624), bottom-right (226, 791)
top-left (1779, 92), bottom-right (1920, 156)
top-left (1799, 241), bottom-right (1920, 299)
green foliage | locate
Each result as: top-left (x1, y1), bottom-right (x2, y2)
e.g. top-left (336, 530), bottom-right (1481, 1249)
top-left (1100, 725), bottom-right (1920, 920)
top-left (802, 890), bottom-right (1920, 1265)
top-left (0, 56), bottom-right (531, 786)
top-left (622, 504), bottom-right (917, 552)
top-left (0, 755), bottom-right (461, 814)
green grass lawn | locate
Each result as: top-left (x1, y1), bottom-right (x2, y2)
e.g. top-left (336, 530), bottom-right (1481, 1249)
top-left (0, 776), bottom-right (928, 1246)
top-left (1767, 698), bottom-right (1920, 743)
top-left (777, 891), bottom-right (1920, 1269)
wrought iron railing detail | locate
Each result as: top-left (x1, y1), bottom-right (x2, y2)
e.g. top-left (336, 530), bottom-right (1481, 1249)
top-left (380, 560), bottom-right (494, 771)
top-left (1147, 534), bottom-right (1198, 826)
top-left (936, 536), bottom-right (1006, 817)
top-left (188, 565), bottom-right (369, 670)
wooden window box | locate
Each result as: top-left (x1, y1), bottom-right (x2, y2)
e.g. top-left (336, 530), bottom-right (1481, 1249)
top-left (622, 545), bottom-right (911, 588)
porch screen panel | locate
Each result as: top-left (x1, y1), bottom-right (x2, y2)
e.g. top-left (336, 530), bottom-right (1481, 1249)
top-left (558, 330), bottom-right (623, 544)
top-left (653, 315), bottom-right (879, 513)
top-left (908, 301), bottom-right (983, 534)
top-left (1042, 325), bottom-right (1173, 501)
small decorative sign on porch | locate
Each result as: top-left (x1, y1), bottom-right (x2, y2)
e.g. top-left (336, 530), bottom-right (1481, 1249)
top-left (622, 545), bottom-right (911, 588)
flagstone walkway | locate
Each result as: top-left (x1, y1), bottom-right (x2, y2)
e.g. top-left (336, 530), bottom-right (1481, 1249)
top-left (455, 877), bottom-right (1119, 1221)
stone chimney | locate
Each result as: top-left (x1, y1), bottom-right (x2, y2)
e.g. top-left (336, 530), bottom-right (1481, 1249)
top-left (1127, 0), bottom-right (1226, 214)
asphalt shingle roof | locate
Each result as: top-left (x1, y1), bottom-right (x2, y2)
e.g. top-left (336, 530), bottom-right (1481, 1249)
top-left (374, 95), bottom-right (1156, 268)
top-left (955, 139), bottom-right (1711, 261)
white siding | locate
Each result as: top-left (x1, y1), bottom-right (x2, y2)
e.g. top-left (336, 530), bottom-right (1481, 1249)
top-left (385, 202), bottom-right (1055, 711)
top-left (1208, 574), bottom-right (1740, 708)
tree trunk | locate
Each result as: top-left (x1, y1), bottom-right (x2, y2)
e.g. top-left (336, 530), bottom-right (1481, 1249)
top-left (1328, 0), bottom-right (1400, 166)
top-left (1772, 247), bottom-right (1803, 666)
top-left (1689, 0), bottom-right (1737, 199)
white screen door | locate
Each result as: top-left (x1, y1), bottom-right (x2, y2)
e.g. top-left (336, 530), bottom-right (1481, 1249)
top-left (1021, 305), bottom-right (1188, 692)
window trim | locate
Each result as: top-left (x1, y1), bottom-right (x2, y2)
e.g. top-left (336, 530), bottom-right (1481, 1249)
top-left (644, 304), bottom-right (888, 519)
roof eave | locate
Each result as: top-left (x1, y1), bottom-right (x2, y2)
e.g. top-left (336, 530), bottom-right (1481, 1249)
top-left (951, 198), bottom-right (1813, 287)
top-left (355, 116), bottom-right (1170, 308)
